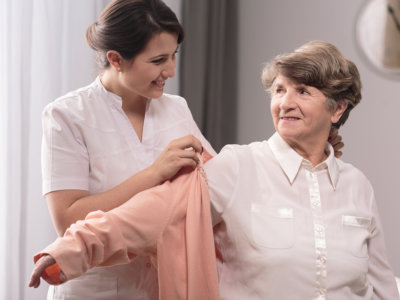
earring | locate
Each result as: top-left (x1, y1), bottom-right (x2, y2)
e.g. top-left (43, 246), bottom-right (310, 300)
top-left (117, 67), bottom-right (121, 72)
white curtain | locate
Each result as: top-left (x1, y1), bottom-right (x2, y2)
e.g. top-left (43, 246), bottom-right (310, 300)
top-left (0, 1), bottom-right (110, 299)
top-left (0, 0), bottom-right (182, 299)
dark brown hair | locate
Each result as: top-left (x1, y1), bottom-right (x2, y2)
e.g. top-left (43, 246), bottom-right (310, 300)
top-left (86, 0), bottom-right (184, 68)
top-left (262, 41), bottom-right (362, 128)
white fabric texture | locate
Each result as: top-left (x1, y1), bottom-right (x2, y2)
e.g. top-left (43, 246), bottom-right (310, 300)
top-left (205, 132), bottom-right (399, 299)
top-left (41, 77), bottom-right (215, 299)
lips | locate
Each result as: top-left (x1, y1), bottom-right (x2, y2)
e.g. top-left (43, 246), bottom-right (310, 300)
top-left (280, 116), bottom-right (300, 120)
top-left (152, 80), bottom-right (165, 88)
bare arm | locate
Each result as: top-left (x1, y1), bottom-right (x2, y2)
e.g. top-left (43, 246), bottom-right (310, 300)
top-left (47, 134), bottom-right (203, 236)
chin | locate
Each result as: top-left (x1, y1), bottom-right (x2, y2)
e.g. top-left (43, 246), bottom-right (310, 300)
top-left (148, 91), bottom-right (164, 99)
top-left (277, 127), bottom-right (300, 138)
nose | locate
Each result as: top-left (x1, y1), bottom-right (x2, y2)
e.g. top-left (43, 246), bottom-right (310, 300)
top-left (162, 57), bottom-right (176, 78)
top-left (280, 90), bottom-right (296, 111)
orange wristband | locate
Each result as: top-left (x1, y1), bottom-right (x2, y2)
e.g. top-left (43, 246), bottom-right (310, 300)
top-left (34, 253), bottom-right (62, 283)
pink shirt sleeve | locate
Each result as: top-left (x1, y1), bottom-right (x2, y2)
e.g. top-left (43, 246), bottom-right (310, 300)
top-left (35, 150), bottom-right (220, 300)
top-left (37, 181), bottom-right (176, 280)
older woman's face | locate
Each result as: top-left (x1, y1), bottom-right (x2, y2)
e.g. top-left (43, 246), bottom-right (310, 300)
top-left (270, 75), bottom-right (337, 147)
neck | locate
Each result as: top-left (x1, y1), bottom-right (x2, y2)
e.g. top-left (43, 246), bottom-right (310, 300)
top-left (284, 137), bottom-right (328, 167)
top-left (100, 70), bottom-right (147, 114)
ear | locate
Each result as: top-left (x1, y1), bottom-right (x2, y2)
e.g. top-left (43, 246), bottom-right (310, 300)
top-left (331, 101), bottom-right (348, 124)
top-left (106, 50), bottom-right (123, 72)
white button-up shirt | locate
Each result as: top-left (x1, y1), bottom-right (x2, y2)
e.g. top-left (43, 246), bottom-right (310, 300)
top-left (41, 77), bottom-right (214, 300)
top-left (205, 132), bottom-right (399, 300)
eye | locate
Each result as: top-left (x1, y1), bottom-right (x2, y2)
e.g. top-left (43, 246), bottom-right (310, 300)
top-left (299, 88), bottom-right (310, 95)
top-left (274, 86), bottom-right (284, 94)
top-left (151, 57), bottom-right (166, 65)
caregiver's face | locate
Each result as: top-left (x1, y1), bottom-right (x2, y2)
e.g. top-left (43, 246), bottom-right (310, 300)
top-left (270, 75), bottom-right (335, 146)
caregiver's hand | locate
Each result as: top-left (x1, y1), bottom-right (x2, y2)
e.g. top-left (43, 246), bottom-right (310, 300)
top-left (149, 134), bottom-right (203, 183)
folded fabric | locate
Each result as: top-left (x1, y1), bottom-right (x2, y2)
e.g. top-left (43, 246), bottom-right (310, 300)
top-left (34, 150), bottom-right (220, 300)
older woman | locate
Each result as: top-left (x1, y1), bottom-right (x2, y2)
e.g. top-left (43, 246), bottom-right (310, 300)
top-left (206, 41), bottom-right (399, 299)
top-left (30, 41), bottom-right (399, 299)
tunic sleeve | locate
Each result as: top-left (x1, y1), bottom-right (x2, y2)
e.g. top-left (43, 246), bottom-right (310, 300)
top-left (41, 103), bottom-right (90, 194)
top-left (367, 191), bottom-right (400, 299)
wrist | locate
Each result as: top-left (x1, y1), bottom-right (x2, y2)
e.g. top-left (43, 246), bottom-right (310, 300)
top-left (143, 165), bottom-right (164, 187)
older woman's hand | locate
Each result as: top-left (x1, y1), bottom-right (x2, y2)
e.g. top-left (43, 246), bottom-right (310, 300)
top-left (28, 254), bottom-right (66, 288)
top-left (328, 128), bottom-right (344, 158)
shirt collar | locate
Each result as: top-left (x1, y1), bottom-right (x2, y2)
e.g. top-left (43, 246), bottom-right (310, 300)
top-left (267, 132), bottom-right (339, 189)
top-left (95, 76), bottom-right (153, 111)
top-left (95, 75), bottom-right (124, 107)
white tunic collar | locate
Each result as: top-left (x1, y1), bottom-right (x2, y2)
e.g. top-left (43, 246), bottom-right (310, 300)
top-left (268, 132), bottom-right (339, 189)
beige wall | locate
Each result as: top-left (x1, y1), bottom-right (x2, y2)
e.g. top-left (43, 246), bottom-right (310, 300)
top-left (237, 0), bottom-right (400, 275)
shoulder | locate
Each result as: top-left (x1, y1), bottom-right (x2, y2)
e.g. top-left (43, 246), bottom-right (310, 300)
top-left (219, 140), bottom-right (269, 158)
top-left (337, 159), bottom-right (370, 183)
top-left (149, 94), bottom-right (193, 124)
top-left (336, 159), bottom-right (374, 192)
top-left (209, 140), bottom-right (269, 167)
top-left (159, 93), bottom-right (187, 102)
top-left (155, 93), bottom-right (190, 112)
top-left (42, 80), bottom-right (105, 120)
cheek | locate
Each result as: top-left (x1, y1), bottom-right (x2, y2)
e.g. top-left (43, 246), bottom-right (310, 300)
top-left (270, 101), bottom-right (280, 117)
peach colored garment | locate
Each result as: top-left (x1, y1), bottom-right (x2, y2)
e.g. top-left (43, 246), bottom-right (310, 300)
top-left (35, 151), bottom-right (219, 300)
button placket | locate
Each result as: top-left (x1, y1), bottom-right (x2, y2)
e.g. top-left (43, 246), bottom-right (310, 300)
top-left (306, 168), bottom-right (327, 300)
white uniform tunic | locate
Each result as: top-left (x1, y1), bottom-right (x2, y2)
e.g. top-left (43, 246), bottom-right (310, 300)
top-left (41, 77), bottom-right (214, 300)
top-left (205, 132), bottom-right (399, 300)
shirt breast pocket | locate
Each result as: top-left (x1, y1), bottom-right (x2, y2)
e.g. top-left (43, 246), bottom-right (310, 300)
top-left (342, 215), bottom-right (371, 259)
top-left (251, 204), bottom-right (295, 249)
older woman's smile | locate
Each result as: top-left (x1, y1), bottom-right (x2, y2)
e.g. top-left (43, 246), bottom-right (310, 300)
top-left (280, 116), bottom-right (300, 121)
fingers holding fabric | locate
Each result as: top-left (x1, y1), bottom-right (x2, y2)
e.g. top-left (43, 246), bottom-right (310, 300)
top-left (149, 135), bottom-right (204, 183)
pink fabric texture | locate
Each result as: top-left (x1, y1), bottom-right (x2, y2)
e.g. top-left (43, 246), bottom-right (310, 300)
top-left (34, 150), bottom-right (219, 300)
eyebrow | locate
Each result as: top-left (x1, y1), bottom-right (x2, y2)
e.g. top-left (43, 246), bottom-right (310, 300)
top-left (295, 83), bottom-right (307, 89)
top-left (148, 46), bottom-right (179, 60)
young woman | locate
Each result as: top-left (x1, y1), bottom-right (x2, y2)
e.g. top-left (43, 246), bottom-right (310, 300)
top-left (40, 0), bottom-right (214, 299)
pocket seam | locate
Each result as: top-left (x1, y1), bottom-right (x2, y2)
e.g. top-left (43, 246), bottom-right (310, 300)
top-left (342, 215), bottom-right (371, 228)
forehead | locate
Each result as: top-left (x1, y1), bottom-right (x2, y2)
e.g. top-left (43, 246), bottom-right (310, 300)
top-left (139, 32), bottom-right (178, 57)
top-left (272, 75), bottom-right (327, 98)
top-left (273, 75), bottom-right (302, 87)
